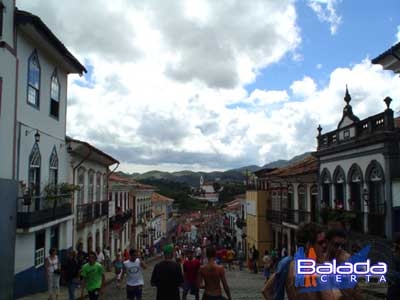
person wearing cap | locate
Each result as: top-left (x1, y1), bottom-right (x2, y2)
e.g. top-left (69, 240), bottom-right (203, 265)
top-left (151, 244), bottom-right (184, 300)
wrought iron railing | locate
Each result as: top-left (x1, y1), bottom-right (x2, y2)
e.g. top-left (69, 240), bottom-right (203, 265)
top-left (76, 200), bottom-right (109, 226)
top-left (17, 194), bottom-right (72, 228)
top-left (282, 209), bottom-right (311, 224)
top-left (266, 209), bottom-right (282, 224)
top-left (109, 209), bottom-right (133, 230)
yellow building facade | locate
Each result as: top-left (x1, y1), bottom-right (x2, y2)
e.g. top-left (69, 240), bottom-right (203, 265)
top-left (245, 190), bottom-right (273, 265)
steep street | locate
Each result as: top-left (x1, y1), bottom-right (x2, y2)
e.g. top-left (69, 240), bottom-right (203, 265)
top-left (103, 257), bottom-right (267, 300)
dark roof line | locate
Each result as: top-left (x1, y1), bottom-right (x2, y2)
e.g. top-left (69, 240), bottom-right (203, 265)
top-left (15, 9), bottom-right (86, 74)
top-left (66, 136), bottom-right (119, 165)
top-left (372, 42), bottom-right (400, 64)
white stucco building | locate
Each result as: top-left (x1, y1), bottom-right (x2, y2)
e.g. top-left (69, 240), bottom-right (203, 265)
top-left (1, 1), bottom-right (19, 298)
top-left (67, 138), bottom-right (118, 256)
top-left (315, 88), bottom-right (400, 240)
top-left (1, 5), bottom-right (86, 298)
top-left (109, 174), bottom-right (134, 258)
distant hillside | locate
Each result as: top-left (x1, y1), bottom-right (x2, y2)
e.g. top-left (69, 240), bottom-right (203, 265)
top-left (120, 152), bottom-right (311, 186)
top-left (262, 152), bottom-right (312, 169)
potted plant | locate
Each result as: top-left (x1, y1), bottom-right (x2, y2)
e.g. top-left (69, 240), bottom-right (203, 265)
top-left (20, 181), bottom-right (34, 205)
top-left (44, 182), bottom-right (80, 200)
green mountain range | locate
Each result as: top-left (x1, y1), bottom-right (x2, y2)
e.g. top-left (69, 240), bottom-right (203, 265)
top-left (116, 152), bottom-right (311, 187)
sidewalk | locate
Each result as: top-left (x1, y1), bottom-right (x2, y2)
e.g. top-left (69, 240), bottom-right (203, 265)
top-left (17, 254), bottom-right (162, 300)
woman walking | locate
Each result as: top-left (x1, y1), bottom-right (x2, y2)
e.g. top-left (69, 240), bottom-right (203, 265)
top-left (45, 247), bottom-right (61, 300)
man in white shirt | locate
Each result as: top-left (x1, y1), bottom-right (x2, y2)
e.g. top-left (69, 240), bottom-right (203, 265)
top-left (96, 246), bottom-right (105, 265)
top-left (123, 248), bottom-right (147, 300)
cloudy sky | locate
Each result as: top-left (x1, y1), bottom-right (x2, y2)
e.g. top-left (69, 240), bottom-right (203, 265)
top-left (18, 0), bottom-right (400, 173)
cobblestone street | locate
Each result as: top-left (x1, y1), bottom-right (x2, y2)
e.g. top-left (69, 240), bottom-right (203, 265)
top-left (102, 258), bottom-right (387, 300)
top-left (103, 258), bottom-right (266, 300)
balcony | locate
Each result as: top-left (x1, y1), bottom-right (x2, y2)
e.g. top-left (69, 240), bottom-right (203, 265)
top-left (318, 110), bottom-right (394, 150)
top-left (266, 209), bottom-right (282, 224)
top-left (76, 200), bottom-right (109, 227)
top-left (282, 209), bottom-right (311, 225)
top-left (17, 194), bottom-right (72, 229)
top-left (110, 209), bottom-right (133, 231)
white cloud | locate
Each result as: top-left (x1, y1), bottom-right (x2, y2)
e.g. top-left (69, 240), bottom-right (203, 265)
top-left (16, 1), bottom-right (400, 173)
top-left (290, 77), bottom-right (317, 98)
top-left (307, 0), bottom-right (342, 34)
top-left (396, 25), bottom-right (400, 43)
top-left (316, 63), bottom-right (323, 69)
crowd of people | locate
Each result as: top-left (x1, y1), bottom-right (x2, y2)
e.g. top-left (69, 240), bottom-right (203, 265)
top-left (44, 239), bottom-right (234, 300)
top-left (43, 221), bottom-right (400, 300)
top-left (260, 223), bottom-right (400, 300)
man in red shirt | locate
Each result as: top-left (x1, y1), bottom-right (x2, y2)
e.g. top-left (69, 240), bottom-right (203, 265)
top-left (182, 249), bottom-right (201, 300)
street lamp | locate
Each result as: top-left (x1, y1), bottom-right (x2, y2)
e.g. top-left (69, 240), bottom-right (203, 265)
top-left (25, 128), bottom-right (40, 143)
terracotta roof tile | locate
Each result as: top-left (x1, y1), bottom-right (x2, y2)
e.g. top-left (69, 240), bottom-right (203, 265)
top-left (151, 192), bottom-right (174, 203)
top-left (263, 155), bottom-right (318, 178)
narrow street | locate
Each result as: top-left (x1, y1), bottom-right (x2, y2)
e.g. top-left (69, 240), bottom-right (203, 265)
top-left (103, 258), bottom-right (266, 300)
top-left (102, 257), bottom-right (386, 300)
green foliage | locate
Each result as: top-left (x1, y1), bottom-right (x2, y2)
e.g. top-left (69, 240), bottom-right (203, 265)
top-left (320, 208), bottom-right (357, 224)
top-left (138, 178), bottom-right (205, 211)
top-left (44, 182), bottom-right (80, 200)
top-left (218, 182), bottom-right (246, 203)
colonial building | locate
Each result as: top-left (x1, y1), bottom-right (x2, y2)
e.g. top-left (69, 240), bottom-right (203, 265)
top-left (258, 155), bottom-right (318, 255)
top-left (151, 192), bottom-right (175, 248)
top-left (315, 88), bottom-right (400, 240)
top-left (245, 185), bottom-right (271, 266)
top-left (4, 5), bottom-right (86, 298)
top-left (108, 174), bottom-right (137, 257)
top-left (67, 138), bottom-right (118, 255)
top-left (372, 42), bottom-right (400, 74)
top-left (133, 185), bottom-right (156, 250)
top-left (190, 176), bottom-right (220, 205)
top-left (0, 1), bottom-right (19, 298)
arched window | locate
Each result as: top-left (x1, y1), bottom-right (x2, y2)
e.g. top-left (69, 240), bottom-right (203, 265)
top-left (347, 164), bottom-right (363, 211)
top-left (310, 185), bottom-right (318, 222)
top-left (287, 185), bottom-right (294, 209)
top-left (320, 168), bottom-right (331, 208)
top-left (29, 143), bottom-right (41, 201)
top-left (49, 146), bottom-right (58, 186)
top-left (50, 70), bottom-right (60, 118)
top-left (88, 170), bottom-right (95, 202)
top-left (333, 166), bottom-right (346, 208)
top-left (27, 50), bottom-right (40, 107)
top-left (77, 167), bottom-right (85, 205)
top-left (366, 161), bottom-right (385, 212)
top-left (298, 185), bottom-right (307, 211)
top-left (102, 174), bottom-right (107, 201)
top-left (96, 172), bottom-right (101, 202)
top-left (366, 160), bottom-right (385, 236)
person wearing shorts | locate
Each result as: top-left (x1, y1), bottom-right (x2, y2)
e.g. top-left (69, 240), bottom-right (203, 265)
top-left (80, 251), bottom-right (105, 300)
top-left (123, 248), bottom-right (147, 300)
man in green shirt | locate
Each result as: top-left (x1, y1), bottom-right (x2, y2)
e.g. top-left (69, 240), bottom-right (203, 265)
top-left (80, 251), bottom-right (105, 300)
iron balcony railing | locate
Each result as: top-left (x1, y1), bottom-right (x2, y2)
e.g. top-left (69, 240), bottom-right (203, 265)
top-left (76, 200), bottom-right (109, 226)
top-left (17, 194), bottom-right (72, 228)
top-left (266, 209), bottom-right (313, 225)
top-left (109, 209), bottom-right (133, 230)
top-left (266, 209), bottom-right (282, 224)
top-left (282, 209), bottom-right (311, 225)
